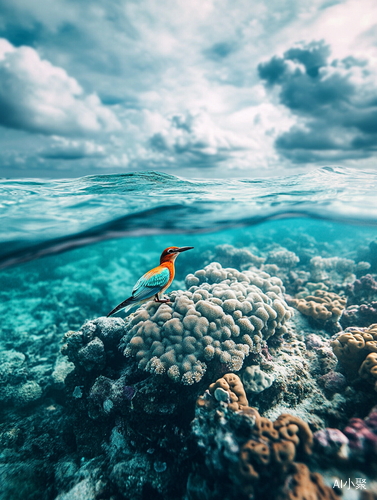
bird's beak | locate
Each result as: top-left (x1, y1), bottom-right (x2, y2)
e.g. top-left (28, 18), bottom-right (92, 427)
top-left (177, 246), bottom-right (194, 253)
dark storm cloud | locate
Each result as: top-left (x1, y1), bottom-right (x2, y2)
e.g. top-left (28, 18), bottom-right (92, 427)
top-left (258, 41), bottom-right (377, 163)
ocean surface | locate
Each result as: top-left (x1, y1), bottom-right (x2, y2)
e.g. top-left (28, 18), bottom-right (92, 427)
top-left (1, 166), bottom-right (377, 500)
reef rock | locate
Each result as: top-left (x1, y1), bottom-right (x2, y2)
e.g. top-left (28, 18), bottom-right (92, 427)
top-left (191, 374), bottom-right (339, 500)
top-left (120, 263), bottom-right (292, 385)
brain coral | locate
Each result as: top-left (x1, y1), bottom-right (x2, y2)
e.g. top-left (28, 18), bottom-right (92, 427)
top-left (242, 365), bottom-right (275, 394)
top-left (276, 463), bottom-right (340, 500)
top-left (359, 352), bottom-right (377, 391)
top-left (208, 372), bottom-right (249, 411)
top-left (191, 374), bottom-right (332, 500)
top-left (330, 324), bottom-right (377, 374)
top-left (120, 263), bottom-right (292, 385)
top-left (291, 290), bottom-right (346, 326)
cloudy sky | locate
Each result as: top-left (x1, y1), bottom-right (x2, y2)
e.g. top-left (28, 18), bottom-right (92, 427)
top-left (0, 0), bottom-right (376, 178)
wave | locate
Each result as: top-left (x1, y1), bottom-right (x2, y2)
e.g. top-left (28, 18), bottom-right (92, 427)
top-left (1, 166), bottom-right (377, 269)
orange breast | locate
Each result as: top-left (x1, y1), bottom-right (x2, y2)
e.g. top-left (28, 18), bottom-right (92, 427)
top-left (160, 261), bottom-right (175, 292)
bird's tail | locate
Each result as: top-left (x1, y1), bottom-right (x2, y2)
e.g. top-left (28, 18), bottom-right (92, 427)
top-left (107, 296), bottom-right (136, 317)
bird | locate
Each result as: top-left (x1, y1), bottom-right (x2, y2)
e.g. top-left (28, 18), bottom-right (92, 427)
top-left (107, 246), bottom-right (194, 317)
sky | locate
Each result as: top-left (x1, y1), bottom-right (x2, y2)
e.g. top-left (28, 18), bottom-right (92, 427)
top-left (0, 0), bottom-right (376, 179)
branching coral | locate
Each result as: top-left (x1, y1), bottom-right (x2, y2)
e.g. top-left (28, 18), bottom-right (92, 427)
top-left (121, 263), bottom-right (292, 385)
top-left (309, 256), bottom-right (355, 288)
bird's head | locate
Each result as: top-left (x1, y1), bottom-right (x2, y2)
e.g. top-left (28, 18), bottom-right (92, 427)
top-left (160, 246), bottom-right (194, 263)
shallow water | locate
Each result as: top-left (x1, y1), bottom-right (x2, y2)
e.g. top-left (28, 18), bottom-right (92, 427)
top-left (1, 167), bottom-right (377, 499)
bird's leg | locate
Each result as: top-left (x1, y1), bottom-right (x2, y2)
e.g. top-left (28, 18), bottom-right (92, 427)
top-left (154, 293), bottom-right (170, 304)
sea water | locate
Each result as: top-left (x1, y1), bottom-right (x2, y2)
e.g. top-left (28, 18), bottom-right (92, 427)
top-left (0, 167), bottom-right (377, 499)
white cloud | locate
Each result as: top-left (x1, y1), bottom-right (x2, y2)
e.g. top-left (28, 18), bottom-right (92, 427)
top-left (39, 137), bottom-right (106, 160)
top-left (1, 0), bottom-right (377, 176)
top-left (0, 38), bottom-right (121, 136)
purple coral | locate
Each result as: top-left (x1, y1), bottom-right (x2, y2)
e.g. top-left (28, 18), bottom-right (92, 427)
top-left (343, 417), bottom-right (377, 453)
top-left (346, 274), bottom-right (377, 305)
top-left (354, 274), bottom-right (377, 293)
top-left (124, 385), bottom-right (136, 401)
top-left (318, 371), bottom-right (347, 393)
top-left (313, 428), bottom-right (349, 458)
top-left (314, 407), bottom-right (377, 465)
top-left (341, 302), bottom-right (377, 328)
top-left (365, 407), bottom-right (377, 429)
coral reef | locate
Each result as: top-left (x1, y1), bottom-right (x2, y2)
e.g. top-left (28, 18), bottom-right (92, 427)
top-left (191, 374), bottom-right (340, 500)
top-left (120, 263), bottom-right (292, 385)
top-left (242, 365), bottom-right (275, 394)
top-left (4, 226), bottom-right (377, 500)
top-left (309, 256), bottom-right (356, 289)
top-left (290, 290), bottom-right (346, 330)
top-left (266, 247), bottom-right (300, 269)
top-left (341, 302), bottom-right (377, 329)
top-left (313, 406), bottom-right (377, 472)
top-left (330, 324), bottom-right (377, 376)
top-left (0, 349), bottom-right (43, 408)
top-left (205, 244), bottom-right (265, 270)
top-left (359, 352), bottom-right (377, 391)
top-left (346, 274), bottom-right (377, 305)
top-left (276, 462), bottom-right (340, 500)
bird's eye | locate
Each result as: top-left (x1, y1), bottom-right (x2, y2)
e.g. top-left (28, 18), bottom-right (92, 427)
top-left (167, 249), bottom-right (173, 253)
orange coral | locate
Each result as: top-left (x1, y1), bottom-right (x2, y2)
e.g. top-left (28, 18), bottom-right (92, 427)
top-left (237, 407), bottom-right (314, 495)
top-left (197, 374), bottom-right (328, 500)
top-left (292, 290), bottom-right (346, 324)
top-left (208, 373), bottom-right (249, 411)
top-left (277, 463), bottom-right (340, 500)
top-left (331, 324), bottom-right (377, 374)
top-left (359, 352), bottom-right (377, 391)
top-left (273, 414), bottom-right (313, 456)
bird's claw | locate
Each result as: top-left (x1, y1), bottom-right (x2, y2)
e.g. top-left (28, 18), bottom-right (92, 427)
top-left (154, 297), bottom-right (171, 303)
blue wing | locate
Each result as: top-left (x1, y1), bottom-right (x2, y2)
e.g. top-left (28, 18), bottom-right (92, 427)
top-left (132, 267), bottom-right (170, 301)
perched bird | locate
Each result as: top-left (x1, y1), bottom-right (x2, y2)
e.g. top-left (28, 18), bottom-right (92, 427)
top-left (107, 246), bottom-right (194, 317)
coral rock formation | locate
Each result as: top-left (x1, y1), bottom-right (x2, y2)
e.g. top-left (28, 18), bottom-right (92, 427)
top-left (120, 263), bottom-right (292, 385)
top-left (341, 302), bottom-right (377, 329)
top-left (276, 462), bottom-right (340, 500)
top-left (313, 406), bottom-right (377, 470)
top-left (359, 352), bottom-right (377, 391)
top-left (191, 374), bottom-right (337, 500)
top-left (330, 324), bottom-right (377, 375)
top-left (309, 256), bottom-right (355, 288)
top-left (208, 373), bottom-right (249, 411)
top-left (242, 365), bottom-right (275, 394)
top-left (291, 290), bottom-right (346, 328)
top-left (346, 274), bottom-right (377, 305)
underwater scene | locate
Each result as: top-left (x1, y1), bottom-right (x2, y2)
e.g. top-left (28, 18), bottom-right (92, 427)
top-left (1, 166), bottom-right (377, 500)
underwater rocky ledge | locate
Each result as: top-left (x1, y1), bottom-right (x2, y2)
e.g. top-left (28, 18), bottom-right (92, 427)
top-left (2, 241), bottom-right (377, 499)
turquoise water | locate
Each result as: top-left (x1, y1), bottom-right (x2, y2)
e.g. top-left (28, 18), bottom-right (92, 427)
top-left (1, 166), bottom-right (376, 268)
top-left (1, 167), bottom-right (377, 499)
